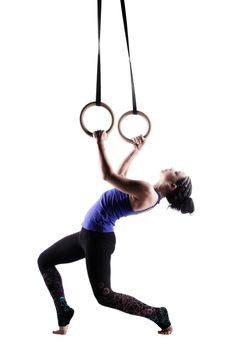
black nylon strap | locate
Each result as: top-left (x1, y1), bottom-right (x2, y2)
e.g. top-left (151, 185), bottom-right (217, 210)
top-left (96, 0), bottom-right (102, 106)
top-left (96, 0), bottom-right (137, 112)
top-left (120, 0), bottom-right (137, 114)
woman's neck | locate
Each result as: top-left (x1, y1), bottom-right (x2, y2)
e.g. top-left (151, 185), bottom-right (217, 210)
top-left (153, 183), bottom-right (167, 199)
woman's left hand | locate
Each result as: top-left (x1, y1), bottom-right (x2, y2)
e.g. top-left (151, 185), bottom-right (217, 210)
top-left (132, 135), bottom-right (146, 151)
top-left (93, 130), bottom-right (108, 143)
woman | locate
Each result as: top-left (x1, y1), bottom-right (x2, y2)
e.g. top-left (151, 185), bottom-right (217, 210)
top-left (38, 130), bottom-right (194, 336)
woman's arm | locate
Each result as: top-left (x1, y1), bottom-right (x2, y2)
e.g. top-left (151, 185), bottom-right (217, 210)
top-left (117, 136), bottom-right (145, 177)
top-left (94, 131), bottom-right (113, 180)
top-left (93, 131), bottom-right (152, 199)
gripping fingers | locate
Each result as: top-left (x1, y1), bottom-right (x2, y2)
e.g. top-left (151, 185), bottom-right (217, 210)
top-left (93, 130), bottom-right (108, 141)
top-left (132, 135), bottom-right (146, 149)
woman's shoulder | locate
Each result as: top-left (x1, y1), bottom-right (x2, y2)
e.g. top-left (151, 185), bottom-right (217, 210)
top-left (128, 186), bottom-right (159, 211)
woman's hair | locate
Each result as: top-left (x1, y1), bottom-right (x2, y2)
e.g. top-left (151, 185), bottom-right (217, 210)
top-left (166, 177), bottom-right (194, 214)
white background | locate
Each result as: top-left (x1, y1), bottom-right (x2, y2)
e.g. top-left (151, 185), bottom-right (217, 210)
top-left (0, 0), bottom-right (232, 349)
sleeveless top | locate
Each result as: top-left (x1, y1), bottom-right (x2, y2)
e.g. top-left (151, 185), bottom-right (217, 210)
top-left (82, 188), bottom-right (161, 232)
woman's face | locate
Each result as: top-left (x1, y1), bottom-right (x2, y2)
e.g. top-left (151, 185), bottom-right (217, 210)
top-left (160, 168), bottom-right (187, 184)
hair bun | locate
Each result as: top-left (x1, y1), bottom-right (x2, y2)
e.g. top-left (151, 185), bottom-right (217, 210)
top-left (180, 197), bottom-right (195, 214)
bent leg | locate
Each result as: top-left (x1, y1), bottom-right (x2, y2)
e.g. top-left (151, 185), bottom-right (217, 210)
top-left (84, 231), bottom-right (171, 333)
top-left (38, 232), bottom-right (85, 327)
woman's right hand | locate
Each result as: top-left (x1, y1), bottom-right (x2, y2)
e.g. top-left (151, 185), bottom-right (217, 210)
top-left (132, 135), bottom-right (146, 151)
top-left (93, 130), bottom-right (108, 143)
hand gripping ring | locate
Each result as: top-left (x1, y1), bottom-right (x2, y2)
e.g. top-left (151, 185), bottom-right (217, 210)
top-left (80, 102), bottom-right (115, 137)
top-left (118, 110), bottom-right (151, 143)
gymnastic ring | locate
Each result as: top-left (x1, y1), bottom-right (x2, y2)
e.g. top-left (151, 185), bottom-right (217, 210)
top-left (118, 110), bottom-right (151, 143)
top-left (80, 102), bottom-right (115, 137)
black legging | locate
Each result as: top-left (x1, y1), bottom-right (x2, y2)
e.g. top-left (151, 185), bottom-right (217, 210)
top-left (38, 227), bottom-right (171, 329)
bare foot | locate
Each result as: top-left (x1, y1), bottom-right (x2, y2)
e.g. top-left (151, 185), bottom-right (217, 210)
top-left (53, 306), bottom-right (74, 335)
top-left (52, 325), bottom-right (69, 335)
top-left (158, 325), bottom-right (173, 335)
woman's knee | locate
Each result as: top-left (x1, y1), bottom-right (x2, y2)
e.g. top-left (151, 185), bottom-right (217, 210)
top-left (94, 286), bottom-right (113, 307)
top-left (37, 251), bottom-right (48, 271)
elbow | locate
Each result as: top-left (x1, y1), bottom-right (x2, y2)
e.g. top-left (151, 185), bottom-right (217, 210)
top-left (103, 172), bottom-right (110, 181)
top-left (103, 169), bottom-right (113, 181)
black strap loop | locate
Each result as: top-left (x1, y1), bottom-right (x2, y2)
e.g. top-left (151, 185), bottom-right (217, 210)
top-left (96, 0), bottom-right (137, 113)
top-left (120, 0), bottom-right (137, 114)
top-left (96, 0), bottom-right (102, 106)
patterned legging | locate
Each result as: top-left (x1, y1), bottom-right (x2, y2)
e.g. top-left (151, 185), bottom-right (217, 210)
top-left (37, 228), bottom-right (171, 329)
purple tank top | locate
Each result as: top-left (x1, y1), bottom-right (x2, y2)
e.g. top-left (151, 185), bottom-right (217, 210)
top-left (82, 188), bottom-right (160, 232)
